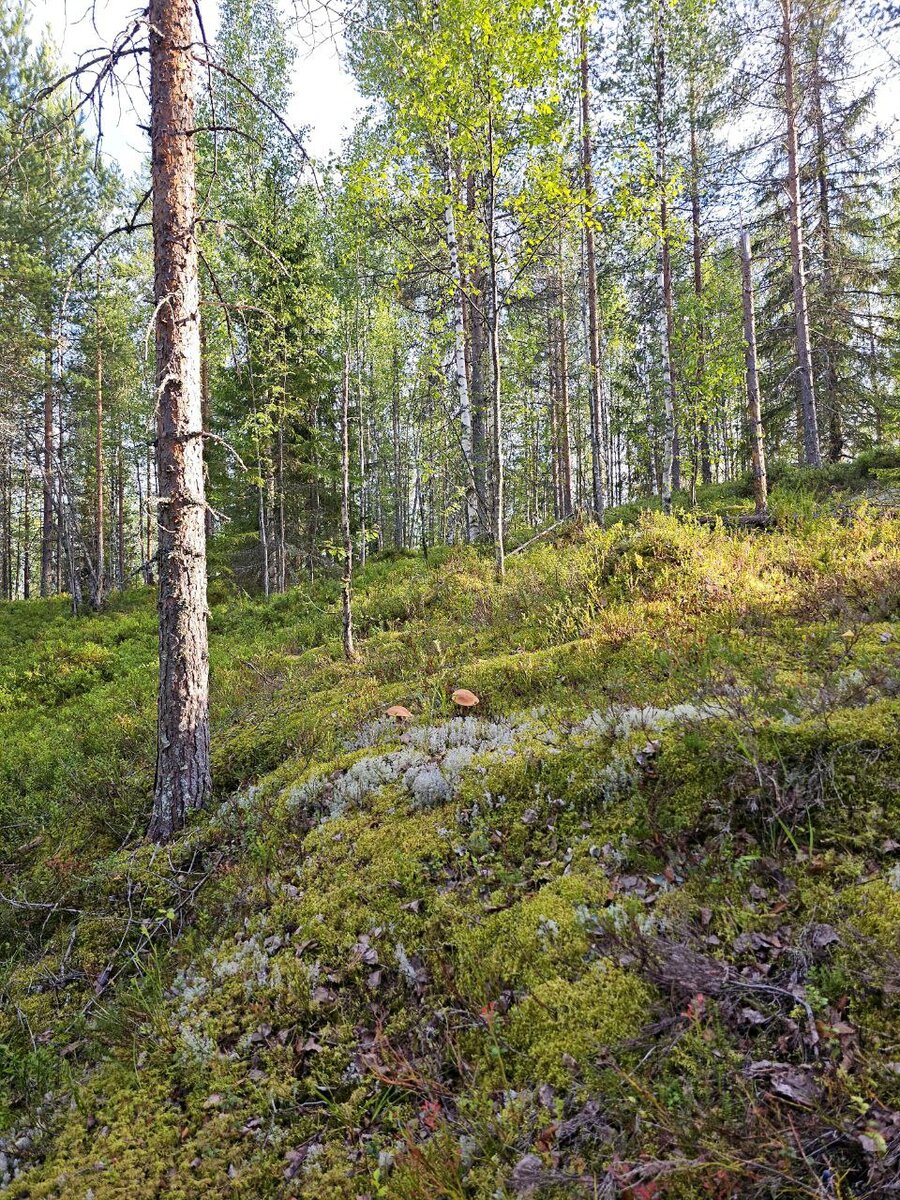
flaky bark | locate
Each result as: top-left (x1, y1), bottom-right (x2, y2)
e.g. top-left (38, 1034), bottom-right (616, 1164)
top-left (148, 0), bottom-right (211, 841)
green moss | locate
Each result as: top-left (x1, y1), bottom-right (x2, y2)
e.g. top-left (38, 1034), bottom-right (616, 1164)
top-left (504, 961), bottom-right (653, 1087)
top-left (455, 874), bottom-right (608, 997)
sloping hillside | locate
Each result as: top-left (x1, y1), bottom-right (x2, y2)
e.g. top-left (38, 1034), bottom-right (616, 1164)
top-left (1, 460), bottom-right (899, 1199)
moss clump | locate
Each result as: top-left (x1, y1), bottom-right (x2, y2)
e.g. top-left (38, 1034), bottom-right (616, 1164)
top-left (455, 874), bottom-right (608, 997)
top-left (504, 961), bottom-right (653, 1087)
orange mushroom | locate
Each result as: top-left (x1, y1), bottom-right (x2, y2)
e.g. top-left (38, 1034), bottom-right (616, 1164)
top-left (451, 688), bottom-right (479, 710)
top-left (386, 704), bottom-right (413, 721)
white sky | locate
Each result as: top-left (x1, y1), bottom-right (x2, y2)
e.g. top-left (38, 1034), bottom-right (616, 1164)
top-left (28, 0), bottom-right (363, 175)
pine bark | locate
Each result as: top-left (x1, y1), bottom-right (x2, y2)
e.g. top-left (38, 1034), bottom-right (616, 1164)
top-left (781, 0), bottom-right (821, 466)
top-left (148, 0), bottom-right (211, 842)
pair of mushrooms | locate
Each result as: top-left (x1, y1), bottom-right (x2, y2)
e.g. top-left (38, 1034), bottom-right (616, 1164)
top-left (386, 688), bottom-right (479, 723)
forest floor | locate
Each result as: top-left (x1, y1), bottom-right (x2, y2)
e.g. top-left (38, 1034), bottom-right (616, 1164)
top-left (1, 453), bottom-right (899, 1199)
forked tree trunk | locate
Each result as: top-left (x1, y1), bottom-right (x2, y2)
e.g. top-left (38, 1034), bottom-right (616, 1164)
top-left (740, 231), bottom-right (768, 517)
top-left (780, 0), bottom-right (821, 467)
top-left (579, 23), bottom-right (607, 519)
top-left (148, 0), bottom-right (211, 842)
top-left (340, 353), bottom-right (356, 662)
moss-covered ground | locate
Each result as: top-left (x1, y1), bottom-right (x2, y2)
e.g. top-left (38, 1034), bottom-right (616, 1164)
top-left (1, 454), bottom-right (899, 1198)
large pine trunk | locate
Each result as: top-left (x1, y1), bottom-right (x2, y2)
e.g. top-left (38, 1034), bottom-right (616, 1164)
top-left (148, 0), bottom-right (211, 842)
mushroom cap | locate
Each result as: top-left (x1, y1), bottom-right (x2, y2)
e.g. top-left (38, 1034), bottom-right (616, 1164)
top-left (451, 688), bottom-right (480, 708)
top-left (386, 704), bottom-right (413, 720)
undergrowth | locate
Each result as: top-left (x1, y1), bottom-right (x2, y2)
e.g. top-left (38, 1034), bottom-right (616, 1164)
top-left (0, 460), bottom-right (899, 1198)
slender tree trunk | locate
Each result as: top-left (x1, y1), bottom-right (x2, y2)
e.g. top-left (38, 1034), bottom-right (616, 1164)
top-left (655, 2), bottom-right (677, 513)
top-left (444, 141), bottom-right (480, 541)
top-left (358, 357), bottom-right (368, 568)
top-left (22, 450), bottom-right (30, 600)
top-left (0, 440), bottom-right (7, 600)
top-left (781, 0), bottom-right (821, 467)
top-left (740, 231), bottom-right (768, 517)
top-left (579, 23), bottom-right (607, 519)
top-left (258, 471), bottom-right (270, 597)
top-left (276, 401), bottom-right (286, 592)
top-left (556, 239), bottom-right (574, 517)
top-left (56, 382), bottom-right (64, 593)
top-left (340, 353), bottom-right (356, 661)
top-left (117, 439), bottom-right (126, 588)
top-left (41, 333), bottom-right (54, 596)
top-left (486, 111), bottom-right (504, 579)
top-left (548, 303), bottom-right (561, 519)
top-left (145, 442), bottom-right (154, 584)
top-left (392, 349), bottom-right (404, 550)
top-left (809, 38), bottom-right (840, 462)
top-left (200, 316), bottom-right (215, 538)
top-left (92, 268), bottom-right (105, 611)
top-left (148, 0), bottom-right (211, 841)
top-left (688, 77), bottom-right (712, 487)
top-left (467, 174), bottom-right (490, 539)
